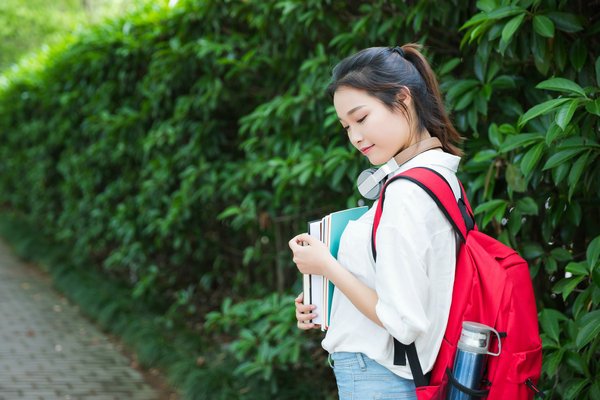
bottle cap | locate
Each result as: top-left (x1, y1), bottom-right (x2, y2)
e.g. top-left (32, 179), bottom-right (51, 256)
top-left (457, 322), bottom-right (502, 356)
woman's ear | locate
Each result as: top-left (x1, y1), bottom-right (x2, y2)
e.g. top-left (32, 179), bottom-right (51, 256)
top-left (396, 86), bottom-right (413, 106)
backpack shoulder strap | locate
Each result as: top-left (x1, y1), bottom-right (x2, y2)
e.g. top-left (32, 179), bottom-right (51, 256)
top-left (370, 166), bottom-right (476, 387)
top-left (371, 167), bottom-right (475, 260)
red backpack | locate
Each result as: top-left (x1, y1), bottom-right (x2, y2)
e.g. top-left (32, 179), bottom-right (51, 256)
top-left (372, 167), bottom-right (543, 399)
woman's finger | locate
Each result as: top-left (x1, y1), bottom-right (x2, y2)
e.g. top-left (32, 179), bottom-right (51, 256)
top-left (288, 233), bottom-right (315, 251)
top-left (297, 321), bottom-right (315, 330)
top-left (296, 308), bottom-right (317, 321)
top-left (295, 300), bottom-right (316, 314)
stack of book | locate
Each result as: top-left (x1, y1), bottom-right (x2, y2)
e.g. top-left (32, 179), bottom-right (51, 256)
top-left (303, 206), bottom-right (368, 331)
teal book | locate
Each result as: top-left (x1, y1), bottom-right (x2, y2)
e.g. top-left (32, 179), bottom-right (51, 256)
top-left (302, 206), bottom-right (368, 331)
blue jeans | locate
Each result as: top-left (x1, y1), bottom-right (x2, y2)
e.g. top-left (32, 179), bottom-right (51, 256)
top-left (330, 352), bottom-right (417, 399)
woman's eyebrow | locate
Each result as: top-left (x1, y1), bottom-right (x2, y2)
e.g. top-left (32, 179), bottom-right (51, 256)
top-left (338, 105), bottom-right (366, 120)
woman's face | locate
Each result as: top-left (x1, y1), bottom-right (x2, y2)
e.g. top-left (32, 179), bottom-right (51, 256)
top-left (333, 86), bottom-right (416, 166)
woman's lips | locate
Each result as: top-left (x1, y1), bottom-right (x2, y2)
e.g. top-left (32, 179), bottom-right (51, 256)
top-left (360, 145), bottom-right (374, 155)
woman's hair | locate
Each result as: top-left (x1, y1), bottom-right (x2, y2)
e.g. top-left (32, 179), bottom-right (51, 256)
top-left (326, 44), bottom-right (463, 156)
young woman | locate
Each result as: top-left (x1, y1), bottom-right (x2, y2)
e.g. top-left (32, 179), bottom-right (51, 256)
top-left (288, 44), bottom-right (464, 399)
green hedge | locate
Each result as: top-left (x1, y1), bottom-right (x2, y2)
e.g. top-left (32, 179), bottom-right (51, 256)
top-left (0, 0), bottom-right (599, 398)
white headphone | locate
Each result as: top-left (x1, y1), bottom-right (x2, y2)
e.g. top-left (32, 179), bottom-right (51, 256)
top-left (356, 137), bottom-right (443, 200)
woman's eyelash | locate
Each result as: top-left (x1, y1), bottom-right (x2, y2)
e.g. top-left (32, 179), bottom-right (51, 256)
top-left (342, 115), bottom-right (366, 131)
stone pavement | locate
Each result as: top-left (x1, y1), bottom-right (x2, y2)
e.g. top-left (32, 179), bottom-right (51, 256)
top-left (0, 239), bottom-right (164, 400)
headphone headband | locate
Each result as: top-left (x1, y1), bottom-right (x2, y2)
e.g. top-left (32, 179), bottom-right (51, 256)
top-left (357, 137), bottom-right (443, 200)
top-left (392, 137), bottom-right (442, 166)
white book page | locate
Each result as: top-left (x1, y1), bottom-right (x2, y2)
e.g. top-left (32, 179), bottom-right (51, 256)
top-left (307, 219), bottom-right (323, 325)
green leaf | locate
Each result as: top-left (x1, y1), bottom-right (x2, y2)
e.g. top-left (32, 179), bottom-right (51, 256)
top-left (540, 309), bottom-right (568, 343)
top-left (520, 142), bottom-right (545, 176)
top-left (454, 89), bottom-right (476, 111)
top-left (536, 78), bottom-right (586, 97)
top-left (474, 199), bottom-right (506, 215)
top-left (490, 75), bottom-right (516, 89)
top-left (439, 58), bottom-right (461, 75)
top-left (533, 15), bottom-right (555, 37)
top-left (570, 39), bottom-right (587, 71)
top-left (459, 12), bottom-right (488, 31)
top-left (521, 242), bottom-right (544, 259)
top-left (501, 13), bottom-right (526, 44)
top-left (563, 376), bottom-right (589, 398)
top-left (590, 380), bottom-right (600, 400)
top-left (566, 261), bottom-right (588, 276)
top-left (474, 149), bottom-right (497, 163)
top-left (573, 286), bottom-right (592, 320)
top-left (470, 21), bottom-right (495, 45)
top-left (498, 123), bottom-right (516, 134)
top-left (488, 124), bottom-right (503, 148)
top-left (586, 98), bottom-right (600, 116)
top-left (555, 100), bottom-right (579, 131)
top-left (564, 351), bottom-right (587, 376)
top-left (474, 55), bottom-right (486, 82)
top-left (545, 122), bottom-right (565, 145)
top-left (547, 12), bottom-right (584, 33)
top-left (445, 79), bottom-right (480, 100)
top-left (487, 5), bottom-right (525, 20)
top-left (217, 206), bottom-right (241, 220)
top-left (476, 0), bottom-right (497, 13)
top-left (566, 201), bottom-right (583, 226)
top-left (550, 247), bottom-right (573, 262)
top-left (552, 162), bottom-right (570, 185)
top-left (487, 22), bottom-right (504, 41)
top-left (476, 92), bottom-right (488, 115)
top-left (485, 61), bottom-right (500, 83)
top-left (568, 151), bottom-right (589, 200)
top-left (516, 197), bottom-right (538, 215)
top-left (545, 256), bottom-right (558, 274)
top-left (553, 275), bottom-right (586, 301)
top-left (475, 199), bottom-right (507, 228)
top-left (577, 310), bottom-right (600, 349)
top-left (519, 98), bottom-right (570, 128)
top-left (508, 208), bottom-right (523, 234)
top-left (500, 133), bottom-right (544, 152)
top-left (587, 236), bottom-right (600, 271)
top-left (543, 148), bottom-right (586, 170)
top-left (542, 348), bottom-right (564, 377)
top-left (505, 163), bottom-right (526, 192)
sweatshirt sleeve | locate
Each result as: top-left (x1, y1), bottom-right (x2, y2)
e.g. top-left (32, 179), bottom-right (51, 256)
top-left (374, 180), bottom-right (447, 345)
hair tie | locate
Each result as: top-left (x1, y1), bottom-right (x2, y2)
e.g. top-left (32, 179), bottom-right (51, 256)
top-left (392, 46), bottom-right (405, 58)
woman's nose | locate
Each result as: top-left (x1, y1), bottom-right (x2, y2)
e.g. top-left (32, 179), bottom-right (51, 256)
top-left (347, 128), bottom-right (362, 146)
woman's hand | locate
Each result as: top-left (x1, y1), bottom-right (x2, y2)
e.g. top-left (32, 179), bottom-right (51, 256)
top-left (288, 233), bottom-right (336, 276)
top-left (295, 292), bottom-right (321, 330)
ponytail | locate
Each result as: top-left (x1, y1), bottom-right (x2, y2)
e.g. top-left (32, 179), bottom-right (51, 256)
top-left (327, 44), bottom-right (463, 156)
top-left (401, 44), bottom-right (463, 155)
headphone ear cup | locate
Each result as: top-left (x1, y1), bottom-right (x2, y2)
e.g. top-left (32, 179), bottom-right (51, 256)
top-left (357, 168), bottom-right (385, 200)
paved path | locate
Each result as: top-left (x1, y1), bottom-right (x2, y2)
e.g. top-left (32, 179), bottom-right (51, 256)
top-left (0, 239), bottom-right (164, 400)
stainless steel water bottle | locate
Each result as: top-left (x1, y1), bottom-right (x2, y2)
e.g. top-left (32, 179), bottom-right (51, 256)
top-left (447, 322), bottom-right (501, 400)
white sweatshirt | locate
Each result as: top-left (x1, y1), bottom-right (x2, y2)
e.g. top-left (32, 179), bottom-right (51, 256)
top-left (321, 149), bottom-right (461, 379)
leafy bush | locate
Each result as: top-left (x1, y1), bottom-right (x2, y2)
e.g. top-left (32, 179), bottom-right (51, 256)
top-left (205, 293), bottom-right (333, 396)
top-left (0, 0), bottom-right (598, 398)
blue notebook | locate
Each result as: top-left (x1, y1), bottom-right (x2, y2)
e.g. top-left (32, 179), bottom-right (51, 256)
top-left (303, 206), bottom-right (368, 330)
